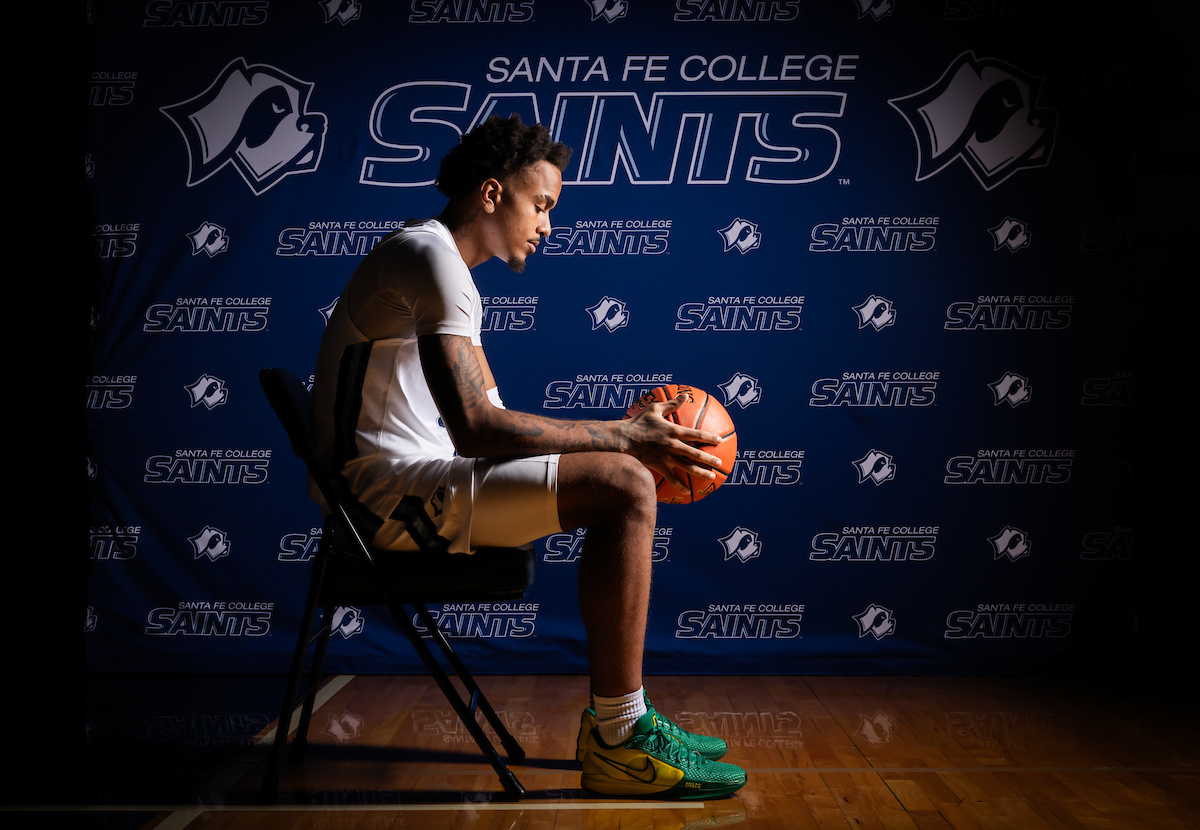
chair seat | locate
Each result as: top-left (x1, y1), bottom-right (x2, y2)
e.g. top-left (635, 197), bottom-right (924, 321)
top-left (323, 542), bottom-right (536, 604)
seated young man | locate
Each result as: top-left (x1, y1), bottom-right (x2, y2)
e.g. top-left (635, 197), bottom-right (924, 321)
top-left (309, 114), bottom-right (746, 799)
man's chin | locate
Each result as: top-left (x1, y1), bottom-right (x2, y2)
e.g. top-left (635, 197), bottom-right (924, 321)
top-left (506, 255), bottom-right (526, 273)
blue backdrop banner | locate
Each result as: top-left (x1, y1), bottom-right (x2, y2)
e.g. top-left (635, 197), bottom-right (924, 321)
top-left (86, 1), bottom-right (1138, 674)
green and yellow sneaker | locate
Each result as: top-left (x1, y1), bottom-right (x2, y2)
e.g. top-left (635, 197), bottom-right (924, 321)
top-left (576, 696), bottom-right (728, 762)
top-left (578, 710), bottom-right (746, 799)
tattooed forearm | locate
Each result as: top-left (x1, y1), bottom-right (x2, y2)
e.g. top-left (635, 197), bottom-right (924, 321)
top-left (420, 333), bottom-right (632, 458)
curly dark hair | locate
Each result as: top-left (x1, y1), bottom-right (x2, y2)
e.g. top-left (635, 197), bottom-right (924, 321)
top-left (435, 114), bottom-right (572, 200)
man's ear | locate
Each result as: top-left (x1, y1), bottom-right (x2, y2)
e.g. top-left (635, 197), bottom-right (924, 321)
top-left (480, 178), bottom-right (503, 214)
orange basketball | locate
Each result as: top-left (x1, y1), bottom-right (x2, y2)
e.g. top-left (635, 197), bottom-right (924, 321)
top-left (625, 384), bottom-right (737, 504)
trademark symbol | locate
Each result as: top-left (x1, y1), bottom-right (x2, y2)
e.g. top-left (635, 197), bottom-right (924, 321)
top-left (839, 178), bottom-right (851, 186)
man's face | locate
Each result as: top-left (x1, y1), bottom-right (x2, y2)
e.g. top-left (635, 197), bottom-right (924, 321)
top-left (488, 160), bottom-right (562, 273)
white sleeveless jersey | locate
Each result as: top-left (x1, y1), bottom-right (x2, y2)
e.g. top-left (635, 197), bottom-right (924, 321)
top-left (309, 219), bottom-right (482, 553)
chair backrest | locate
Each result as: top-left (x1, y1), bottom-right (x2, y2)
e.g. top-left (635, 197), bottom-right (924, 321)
top-left (259, 367), bottom-right (381, 562)
top-left (260, 367), bottom-right (534, 600)
top-left (259, 368), bottom-right (316, 465)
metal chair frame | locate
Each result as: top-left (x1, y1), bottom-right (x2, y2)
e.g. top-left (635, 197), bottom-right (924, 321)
top-left (258, 367), bottom-right (528, 801)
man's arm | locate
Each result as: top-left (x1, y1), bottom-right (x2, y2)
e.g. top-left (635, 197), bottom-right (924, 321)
top-left (418, 333), bottom-right (722, 490)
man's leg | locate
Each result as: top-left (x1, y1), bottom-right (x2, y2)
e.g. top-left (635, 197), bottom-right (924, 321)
top-left (470, 450), bottom-right (655, 695)
top-left (474, 451), bottom-right (745, 798)
top-left (555, 452), bottom-right (657, 698)
top-left (556, 454), bottom-right (746, 799)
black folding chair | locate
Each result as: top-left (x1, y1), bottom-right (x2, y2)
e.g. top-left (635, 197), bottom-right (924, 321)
top-left (258, 367), bottom-right (533, 801)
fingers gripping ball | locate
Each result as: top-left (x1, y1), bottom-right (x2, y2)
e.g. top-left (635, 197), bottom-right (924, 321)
top-left (625, 384), bottom-right (737, 504)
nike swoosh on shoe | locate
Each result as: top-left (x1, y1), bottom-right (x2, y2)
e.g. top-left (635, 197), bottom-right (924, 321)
top-left (594, 753), bottom-right (659, 783)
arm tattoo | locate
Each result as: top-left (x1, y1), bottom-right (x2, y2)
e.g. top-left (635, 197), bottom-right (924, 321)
top-left (422, 334), bottom-right (629, 457)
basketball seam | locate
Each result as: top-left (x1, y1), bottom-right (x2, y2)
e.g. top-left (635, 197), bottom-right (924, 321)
top-left (629, 384), bottom-right (735, 503)
top-left (686, 392), bottom-right (711, 501)
top-left (694, 392), bottom-right (711, 431)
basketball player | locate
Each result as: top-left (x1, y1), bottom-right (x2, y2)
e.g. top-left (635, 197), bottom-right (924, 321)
top-left (310, 114), bottom-right (746, 799)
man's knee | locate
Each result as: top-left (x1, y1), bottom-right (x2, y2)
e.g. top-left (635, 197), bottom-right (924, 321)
top-left (557, 453), bottom-right (656, 531)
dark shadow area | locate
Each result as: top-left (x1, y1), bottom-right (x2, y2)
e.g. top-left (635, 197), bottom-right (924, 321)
top-left (78, 674), bottom-right (285, 806)
top-left (267, 786), bottom-right (579, 806)
top-left (296, 741), bottom-right (578, 771)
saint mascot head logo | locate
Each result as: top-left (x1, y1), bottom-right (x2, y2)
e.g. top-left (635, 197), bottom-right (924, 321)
top-left (889, 51), bottom-right (1056, 190)
top-left (162, 58), bottom-right (327, 195)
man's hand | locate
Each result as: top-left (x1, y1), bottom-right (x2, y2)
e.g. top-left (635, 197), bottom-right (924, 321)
top-left (620, 393), bottom-right (726, 493)
top-left (421, 334), bottom-right (725, 488)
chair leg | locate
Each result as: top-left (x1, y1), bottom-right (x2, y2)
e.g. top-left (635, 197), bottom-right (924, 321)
top-left (261, 554), bottom-right (329, 802)
top-left (388, 599), bottom-right (526, 800)
top-left (290, 603), bottom-right (334, 766)
top-left (411, 603), bottom-right (526, 763)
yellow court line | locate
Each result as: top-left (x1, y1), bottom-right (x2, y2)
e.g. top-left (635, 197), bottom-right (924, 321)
top-left (4, 802), bottom-right (698, 813)
top-left (749, 765), bottom-right (1200, 774)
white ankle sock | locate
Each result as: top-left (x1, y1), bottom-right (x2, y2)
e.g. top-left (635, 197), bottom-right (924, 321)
top-left (593, 687), bottom-right (648, 747)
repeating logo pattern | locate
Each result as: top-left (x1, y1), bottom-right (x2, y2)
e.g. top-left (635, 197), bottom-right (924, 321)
top-left (331, 606), bottom-right (366, 639)
top-left (188, 222), bottom-right (229, 257)
top-left (587, 0), bottom-right (628, 22)
top-left (720, 527), bottom-right (762, 563)
top-left (186, 375), bottom-right (229, 410)
top-left (990, 217), bottom-right (1031, 252)
top-left (189, 526), bottom-right (231, 561)
top-left (587, 296), bottom-right (630, 332)
top-left (990, 526), bottom-right (1031, 561)
top-left (854, 604), bottom-right (896, 639)
top-left (854, 296), bottom-right (897, 330)
top-left (321, 0), bottom-right (361, 24)
top-left (989, 372), bottom-right (1031, 407)
top-left (854, 449), bottom-right (897, 485)
top-left (720, 373), bottom-right (762, 409)
top-left (718, 218), bottom-right (762, 253)
top-left (87, 9), bottom-right (1130, 675)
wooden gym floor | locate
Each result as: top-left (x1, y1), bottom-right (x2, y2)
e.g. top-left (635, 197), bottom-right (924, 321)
top-left (11, 672), bottom-right (1199, 829)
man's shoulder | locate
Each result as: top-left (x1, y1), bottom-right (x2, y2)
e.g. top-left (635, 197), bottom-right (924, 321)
top-left (363, 220), bottom-right (475, 303)
top-left (376, 220), bottom-right (460, 265)
top-left (397, 218), bottom-right (454, 247)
